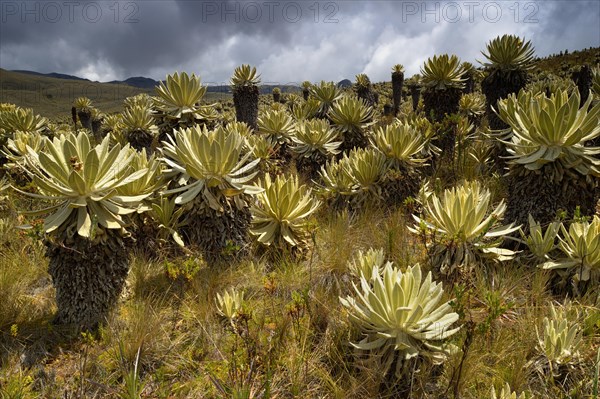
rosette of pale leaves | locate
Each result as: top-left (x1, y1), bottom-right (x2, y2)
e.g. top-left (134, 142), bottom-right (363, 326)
top-left (257, 109), bottom-right (295, 145)
top-left (536, 303), bottom-right (582, 369)
top-left (347, 247), bottom-right (386, 280)
top-left (328, 95), bottom-right (375, 135)
top-left (225, 121), bottom-right (253, 137)
top-left (409, 181), bottom-right (519, 276)
top-left (230, 64), bottom-right (261, 87)
top-left (73, 97), bottom-right (93, 111)
top-left (479, 34), bottom-right (535, 71)
top-left (121, 104), bottom-right (158, 135)
top-left (154, 72), bottom-right (213, 120)
top-left (317, 157), bottom-right (356, 199)
top-left (216, 288), bottom-right (245, 320)
top-left (498, 89), bottom-right (600, 177)
top-left (340, 263), bottom-right (460, 377)
top-left (520, 215), bottom-right (560, 261)
top-left (0, 106), bottom-right (47, 135)
top-left (149, 195), bottom-right (186, 248)
top-left (310, 81), bottom-right (343, 117)
top-left (116, 149), bottom-right (165, 211)
top-left (459, 93), bottom-right (486, 117)
top-left (392, 64), bottom-right (405, 73)
top-left (290, 118), bottom-right (341, 159)
top-left (292, 98), bottom-right (320, 121)
top-left (420, 54), bottom-right (466, 90)
top-left (526, 74), bottom-right (575, 97)
top-left (250, 174), bottom-right (320, 248)
top-left (123, 93), bottom-right (154, 110)
top-left (371, 122), bottom-right (428, 167)
top-left (17, 132), bottom-right (149, 238)
top-left (345, 148), bottom-right (388, 201)
top-left (541, 215), bottom-right (600, 282)
top-left (161, 125), bottom-right (261, 212)
top-left (2, 131), bottom-right (45, 167)
top-left (355, 73), bottom-right (371, 89)
top-left (491, 383), bottom-right (530, 399)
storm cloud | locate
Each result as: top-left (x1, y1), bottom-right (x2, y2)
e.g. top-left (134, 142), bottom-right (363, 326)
top-left (1, 0), bottom-right (598, 84)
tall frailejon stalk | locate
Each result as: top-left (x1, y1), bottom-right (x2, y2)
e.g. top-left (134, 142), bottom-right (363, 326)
top-left (479, 34), bottom-right (535, 130)
top-left (391, 64), bottom-right (404, 116)
top-left (420, 54), bottom-right (466, 122)
top-left (231, 64), bottom-right (261, 131)
top-left (354, 73), bottom-right (377, 108)
top-left (73, 97), bottom-right (94, 131)
top-left (272, 87), bottom-right (281, 103)
top-left (301, 81), bottom-right (311, 101)
top-left (461, 62), bottom-right (476, 94)
top-left (16, 132), bottom-right (153, 330)
top-left (571, 64), bottom-right (593, 106)
top-left (407, 75), bottom-right (421, 112)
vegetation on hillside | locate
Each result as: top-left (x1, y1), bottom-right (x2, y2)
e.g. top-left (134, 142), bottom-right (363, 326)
top-left (0, 41), bottom-right (599, 399)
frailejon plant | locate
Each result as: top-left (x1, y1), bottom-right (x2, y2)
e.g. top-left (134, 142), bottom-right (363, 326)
top-left (479, 34), bottom-right (535, 130)
top-left (290, 118), bottom-right (341, 177)
top-left (409, 181), bottom-right (519, 279)
top-left (541, 215), bottom-right (600, 289)
top-left (496, 89), bottom-right (600, 229)
top-left (519, 215), bottom-right (560, 262)
top-left (420, 54), bottom-right (466, 122)
top-left (231, 64), bottom-right (261, 130)
top-left (120, 104), bottom-right (159, 153)
top-left (0, 106), bottom-right (48, 136)
top-left (354, 73), bottom-right (377, 107)
top-left (371, 121), bottom-right (428, 204)
top-left (391, 64), bottom-right (405, 116)
top-left (16, 132), bottom-right (152, 329)
top-left (73, 97), bottom-right (94, 131)
top-left (310, 81), bottom-right (342, 118)
top-left (530, 303), bottom-right (583, 384)
top-left (491, 382), bottom-right (531, 399)
top-left (328, 95), bottom-right (375, 151)
top-left (161, 124), bottom-right (261, 260)
top-left (347, 247), bottom-right (386, 280)
top-left (250, 173), bottom-right (320, 252)
top-left (154, 72), bottom-right (217, 138)
top-left (340, 263), bottom-right (460, 378)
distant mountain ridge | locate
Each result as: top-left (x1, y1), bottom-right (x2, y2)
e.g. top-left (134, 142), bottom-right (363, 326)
top-left (12, 70), bottom-right (90, 82)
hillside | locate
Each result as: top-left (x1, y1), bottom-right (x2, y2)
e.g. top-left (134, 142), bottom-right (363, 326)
top-left (0, 69), bottom-right (231, 119)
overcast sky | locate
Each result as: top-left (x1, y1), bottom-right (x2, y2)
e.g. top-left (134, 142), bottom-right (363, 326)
top-left (1, 1), bottom-right (598, 85)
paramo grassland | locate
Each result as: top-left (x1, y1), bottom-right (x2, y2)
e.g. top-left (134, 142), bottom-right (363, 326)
top-left (0, 36), bottom-right (600, 398)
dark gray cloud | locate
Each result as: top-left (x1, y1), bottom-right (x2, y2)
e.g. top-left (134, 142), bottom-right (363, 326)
top-left (1, 0), bottom-right (598, 83)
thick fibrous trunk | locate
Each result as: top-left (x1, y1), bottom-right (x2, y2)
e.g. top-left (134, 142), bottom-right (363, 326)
top-left (46, 232), bottom-right (131, 330)
top-left (126, 130), bottom-right (154, 155)
top-left (233, 86), bottom-right (259, 131)
top-left (422, 87), bottom-right (462, 123)
top-left (182, 200), bottom-right (252, 262)
top-left (77, 109), bottom-right (93, 131)
top-left (505, 164), bottom-right (598, 231)
top-left (391, 71), bottom-right (404, 116)
top-left (481, 69), bottom-right (528, 130)
top-left (572, 65), bottom-right (592, 106)
top-left (409, 85), bottom-right (420, 112)
top-left (356, 86), bottom-right (377, 108)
